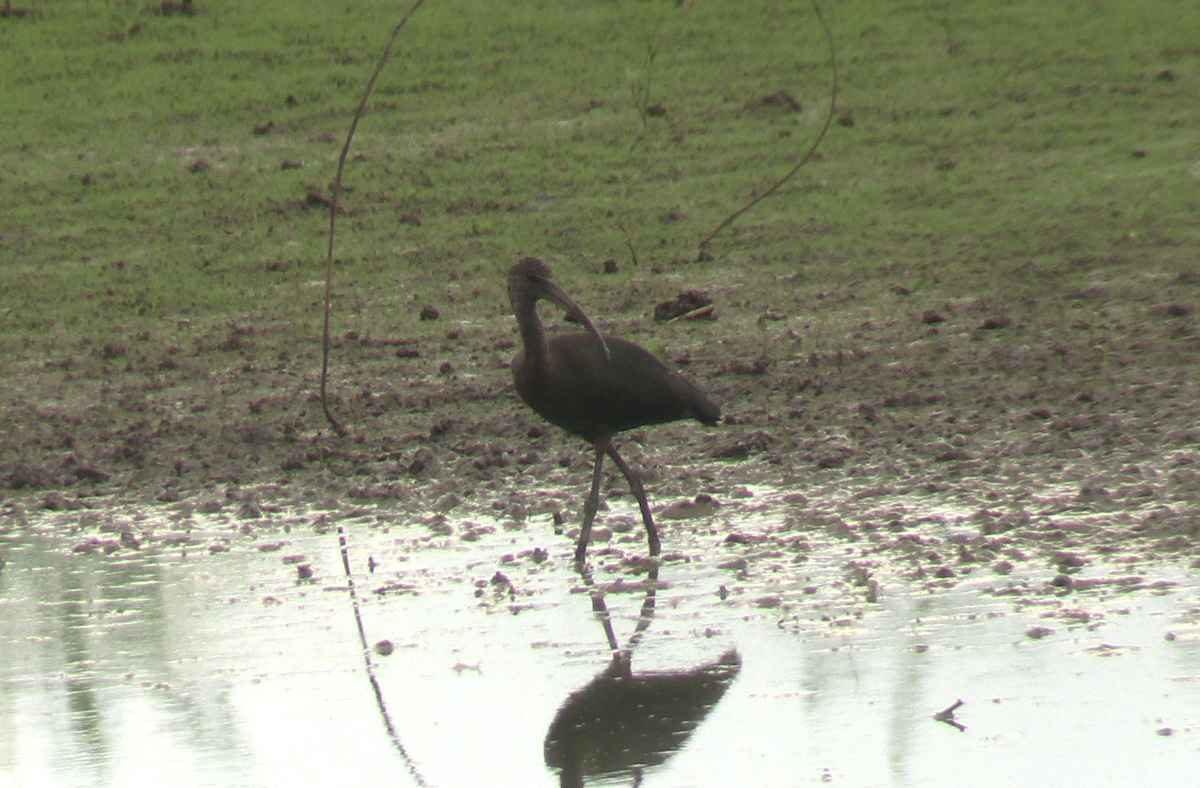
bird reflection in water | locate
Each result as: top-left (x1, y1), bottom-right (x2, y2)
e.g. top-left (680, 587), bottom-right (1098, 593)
top-left (544, 562), bottom-right (741, 787)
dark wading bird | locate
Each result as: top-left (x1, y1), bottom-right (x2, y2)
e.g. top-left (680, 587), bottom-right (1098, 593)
top-left (508, 257), bottom-right (720, 562)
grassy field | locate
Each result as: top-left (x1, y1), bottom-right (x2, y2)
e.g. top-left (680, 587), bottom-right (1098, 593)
top-left (1, 0), bottom-right (1198, 341)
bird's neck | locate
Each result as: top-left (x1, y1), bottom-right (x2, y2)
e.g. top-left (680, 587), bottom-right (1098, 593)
top-left (517, 309), bottom-right (551, 370)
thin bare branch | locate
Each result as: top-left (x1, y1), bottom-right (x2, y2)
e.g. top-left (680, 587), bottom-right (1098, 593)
top-left (320, 0), bottom-right (428, 435)
top-left (617, 219), bottom-right (640, 267)
top-left (697, 0), bottom-right (837, 252)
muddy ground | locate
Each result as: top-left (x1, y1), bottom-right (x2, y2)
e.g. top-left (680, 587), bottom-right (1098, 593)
top-left (2, 265), bottom-right (1199, 602)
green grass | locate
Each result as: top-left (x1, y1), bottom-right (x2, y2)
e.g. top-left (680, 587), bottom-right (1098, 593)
top-left (2, 0), bottom-right (1198, 337)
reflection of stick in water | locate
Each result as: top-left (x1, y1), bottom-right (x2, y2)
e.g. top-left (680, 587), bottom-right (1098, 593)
top-left (546, 562), bottom-right (741, 787)
top-left (338, 525), bottom-right (429, 787)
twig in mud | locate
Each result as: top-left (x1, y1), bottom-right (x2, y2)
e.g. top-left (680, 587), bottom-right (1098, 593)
top-left (319, 0), bottom-right (427, 436)
top-left (697, 0), bottom-right (838, 253)
top-left (628, 44), bottom-right (657, 148)
top-left (617, 219), bottom-right (639, 267)
top-left (933, 698), bottom-right (966, 732)
top-left (338, 525), bottom-right (429, 787)
top-left (667, 304), bottom-right (715, 322)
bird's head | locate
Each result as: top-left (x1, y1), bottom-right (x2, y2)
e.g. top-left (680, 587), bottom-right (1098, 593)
top-left (508, 257), bottom-right (611, 362)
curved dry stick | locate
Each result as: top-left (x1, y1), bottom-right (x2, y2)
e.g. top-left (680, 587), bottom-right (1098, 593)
top-left (338, 525), bottom-right (430, 787)
top-left (320, 0), bottom-right (429, 436)
top-left (697, 0), bottom-right (838, 252)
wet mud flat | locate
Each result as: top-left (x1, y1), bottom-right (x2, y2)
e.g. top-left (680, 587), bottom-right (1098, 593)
top-left (3, 269), bottom-right (1200, 576)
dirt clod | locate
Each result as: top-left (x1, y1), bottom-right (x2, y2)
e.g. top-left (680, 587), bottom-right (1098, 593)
top-left (758, 90), bottom-right (803, 111)
top-left (74, 466), bottom-right (110, 483)
top-left (654, 290), bottom-right (713, 321)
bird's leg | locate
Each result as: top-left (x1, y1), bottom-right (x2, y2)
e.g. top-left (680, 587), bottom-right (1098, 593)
top-left (606, 445), bottom-right (661, 557)
top-left (574, 442), bottom-right (608, 563)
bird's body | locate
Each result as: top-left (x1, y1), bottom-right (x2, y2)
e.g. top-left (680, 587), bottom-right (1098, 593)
top-left (508, 257), bottom-right (719, 561)
top-left (513, 333), bottom-right (719, 443)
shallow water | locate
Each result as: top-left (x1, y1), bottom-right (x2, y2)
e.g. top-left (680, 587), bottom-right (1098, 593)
top-left (1, 501), bottom-right (1198, 787)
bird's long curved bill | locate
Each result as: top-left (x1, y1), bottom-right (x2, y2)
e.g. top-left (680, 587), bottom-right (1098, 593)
top-left (539, 278), bottom-right (611, 363)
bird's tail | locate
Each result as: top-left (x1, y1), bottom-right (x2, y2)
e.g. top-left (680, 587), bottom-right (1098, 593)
top-left (688, 388), bottom-right (721, 427)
